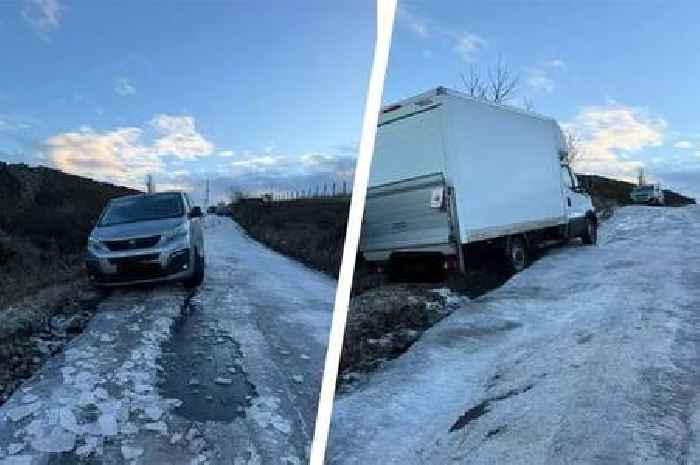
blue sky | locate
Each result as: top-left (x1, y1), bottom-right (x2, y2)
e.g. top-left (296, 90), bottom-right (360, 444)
top-left (388, 1), bottom-right (700, 199)
top-left (0, 0), bottom-right (374, 202)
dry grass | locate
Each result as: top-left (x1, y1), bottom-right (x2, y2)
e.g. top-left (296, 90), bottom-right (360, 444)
top-left (229, 197), bottom-right (350, 276)
top-left (0, 163), bottom-right (136, 309)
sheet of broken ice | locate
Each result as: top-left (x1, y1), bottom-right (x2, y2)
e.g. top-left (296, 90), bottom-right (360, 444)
top-left (329, 206), bottom-right (700, 465)
top-left (0, 288), bottom-right (193, 464)
top-left (0, 217), bottom-right (334, 465)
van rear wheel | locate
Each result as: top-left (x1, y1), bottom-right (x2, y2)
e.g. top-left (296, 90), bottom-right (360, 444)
top-left (505, 236), bottom-right (528, 273)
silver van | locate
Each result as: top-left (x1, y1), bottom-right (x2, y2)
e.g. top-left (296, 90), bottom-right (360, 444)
top-left (85, 191), bottom-right (205, 287)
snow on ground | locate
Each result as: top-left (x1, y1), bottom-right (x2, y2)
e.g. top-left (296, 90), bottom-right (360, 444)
top-left (0, 216), bottom-right (335, 464)
top-left (328, 206), bottom-right (700, 465)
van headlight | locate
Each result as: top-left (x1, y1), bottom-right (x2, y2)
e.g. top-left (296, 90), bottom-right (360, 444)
top-left (88, 236), bottom-right (106, 253)
top-left (162, 224), bottom-right (189, 242)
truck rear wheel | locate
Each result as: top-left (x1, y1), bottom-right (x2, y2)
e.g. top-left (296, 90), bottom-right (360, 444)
top-left (581, 216), bottom-right (597, 245)
top-left (505, 235), bottom-right (528, 273)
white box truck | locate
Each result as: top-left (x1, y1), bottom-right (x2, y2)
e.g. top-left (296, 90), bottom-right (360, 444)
top-left (359, 87), bottom-right (597, 274)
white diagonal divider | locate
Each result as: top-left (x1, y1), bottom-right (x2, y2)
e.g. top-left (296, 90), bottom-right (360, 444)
top-left (308, 1), bottom-right (397, 463)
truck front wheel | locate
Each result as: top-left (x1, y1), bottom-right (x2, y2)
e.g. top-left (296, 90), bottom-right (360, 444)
top-left (581, 216), bottom-right (598, 245)
top-left (505, 235), bottom-right (528, 273)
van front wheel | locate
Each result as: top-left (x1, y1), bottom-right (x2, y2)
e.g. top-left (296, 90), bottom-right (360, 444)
top-left (184, 249), bottom-right (205, 288)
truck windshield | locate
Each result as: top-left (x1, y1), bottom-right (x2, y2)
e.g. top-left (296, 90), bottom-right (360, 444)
top-left (99, 193), bottom-right (184, 226)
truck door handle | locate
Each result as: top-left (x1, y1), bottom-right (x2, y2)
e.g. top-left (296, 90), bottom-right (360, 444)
top-left (567, 198), bottom-right (571, 207)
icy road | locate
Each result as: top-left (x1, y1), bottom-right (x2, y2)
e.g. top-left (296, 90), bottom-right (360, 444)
top-left (329, 205), bottom-right (700, 465)
top-left (0, 217), bottom-right (334, 465)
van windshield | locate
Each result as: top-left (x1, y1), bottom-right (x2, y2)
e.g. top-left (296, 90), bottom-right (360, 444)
top-left (99, 193), bottom-right (184, 226)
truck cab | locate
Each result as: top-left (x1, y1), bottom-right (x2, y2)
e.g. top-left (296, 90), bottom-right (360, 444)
top-left (630, 184), bottom-right (664, 205)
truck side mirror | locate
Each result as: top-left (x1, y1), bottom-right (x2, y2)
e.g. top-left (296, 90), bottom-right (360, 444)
top-left (189, 206), bottom-right (203, 218)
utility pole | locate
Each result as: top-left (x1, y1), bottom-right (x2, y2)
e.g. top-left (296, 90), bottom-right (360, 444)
top-left (145, 174), bottom-right (155, 193)
top-left (638, 167), bottom-right (646, 186)
top-left (204, 178), bottom-right (211, 207)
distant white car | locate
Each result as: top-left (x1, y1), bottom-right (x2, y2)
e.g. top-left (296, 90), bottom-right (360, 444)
top-left (630, 184), bottom-right (664, 205)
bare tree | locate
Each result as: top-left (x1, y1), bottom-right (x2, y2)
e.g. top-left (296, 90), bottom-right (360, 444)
top-left (460, 65), bottom-right (487, 100)
top-left (460, 56), bottom-right (520, 105)
top-left (487, 55), bottom-right (519, 104)
top-left (564, 129), bottom-right (582, 165)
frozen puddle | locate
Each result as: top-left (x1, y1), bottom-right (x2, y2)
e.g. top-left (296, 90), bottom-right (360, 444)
top-left (157, 296), bottom-right (257, 422)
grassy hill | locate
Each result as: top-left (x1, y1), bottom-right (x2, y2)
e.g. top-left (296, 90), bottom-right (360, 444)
top-left (579, 174), bottom-right (696, 214)
top-left (229, 197), bottom-right (350, 276)
top-left (0, 163), bottom-right (136, 308)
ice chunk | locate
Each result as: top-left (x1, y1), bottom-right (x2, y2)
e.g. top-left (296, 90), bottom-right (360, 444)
top-left (99, 412), bottom-right (118, 436)
top-left (214, 377), bottom-right (233, 385)
top-left (21, 394), bottom-right (38, 404)
top-left (31, 426), bottom-right (76, 453)
top-left (75, 435), bottom-right (99, 457)
top-left (77, 391), bottom-right (95, 406)
top-left (2, 456), bottom-right (33, 465)
top-left (121, 445), bottom-right (144, 460)
top-left (185, 427), bottom-right (199, 442)
top-left (167, 432), bottom-right (182, 446)
top-left (94, 388), bottom-right (109, 400)
top-left (134, 383), bottom-right (151, 394)
top-left (59, 408), bottom-right (81, 434)
top-left (292, 375), bottom-right (304, 384)
top-left (7, 443), bottom-right (24, 455)
top-left (144, 421), bottom-right (168, 434)
top-left (120, 422), bottom-right (139, 435)
top-left (226, 367), bottom-right (237, 374)
top-left (144, 406), bottom-right (163, 421)
top-left (7, 402), bottom-right (42, 422)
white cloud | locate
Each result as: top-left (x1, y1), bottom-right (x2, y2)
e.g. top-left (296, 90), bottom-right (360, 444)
top-left (526, 68), bottom-right (555, 93)
top-left (565, 103), bottom-right (667, 180)
top-left (526, 59), bottom-right (568, 94)
top-left (396, 5), bottom-right (485, 64)
top-left (218, 149), bottom-right (234, 157)
top-left (0, 114), bottom-right (35, 131)
top-left (547, 59), bottom-right (567, 70)
top-left (301, 153), bottom-right (356, 178)
top-left (46, 127), bottom-right (160, 188)
top-left (150, 114), bottom-right (214, 159)
top-left (231, 155), bottom-right (287, 173)
top-left (674, 140), bottom-right (694, 149)
top-left (45, 114), bottom-right (216, 188)
top-left (221, 151), bottom-right (356, 195)
top-left (22, 0), bottom-right (63, 40)
top-left (114, 77), bottom-right (136, 96)
top-left (396, 4), bottom-right (429, 38)
top-left (452, 33), bottom-right (486, 63)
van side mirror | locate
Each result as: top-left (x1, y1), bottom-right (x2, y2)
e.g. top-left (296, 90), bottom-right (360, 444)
top-left (189, 206), bottom-right (203, 218)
